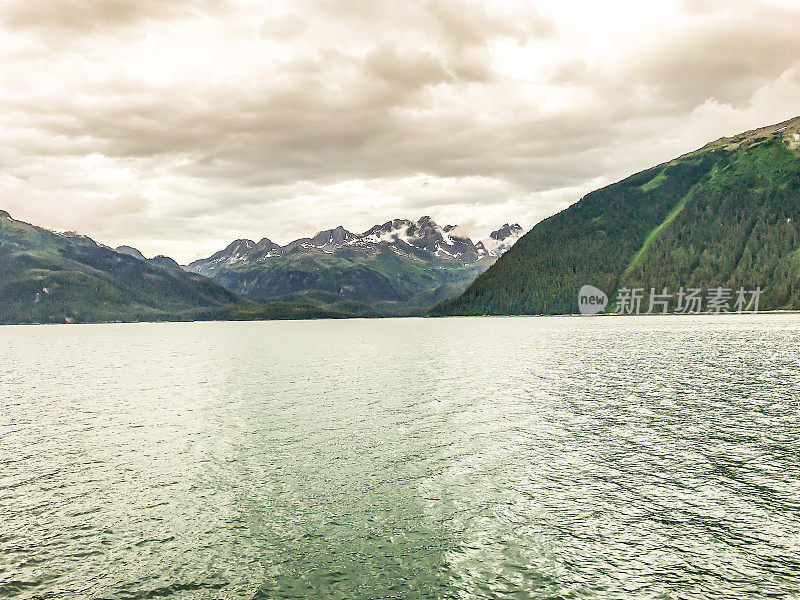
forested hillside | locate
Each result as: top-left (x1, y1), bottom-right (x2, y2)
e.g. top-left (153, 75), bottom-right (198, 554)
top-left (432, 116), bottom-right (800, 315)
top-left (0, 211), bottom-right (242, 323)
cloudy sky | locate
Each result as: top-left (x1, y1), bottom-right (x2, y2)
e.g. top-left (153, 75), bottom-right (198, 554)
top-left (1, 0), bottom-right (799, 262)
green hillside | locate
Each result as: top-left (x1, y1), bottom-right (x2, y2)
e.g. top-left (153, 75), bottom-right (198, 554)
top-left (0, 212), bottom-right (243, 324)
top-left (431, 116), bottom-right (800, 315)
top-left (0, 212), bottom-right (392, 324)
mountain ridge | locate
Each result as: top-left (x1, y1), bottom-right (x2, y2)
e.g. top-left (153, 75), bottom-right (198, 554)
top-left (192, 218), bottom-right (523, 267)
top-left (187, 216), bottom-right (524, 314)
top-left (0, 211), bottom-right (244, 323)
top-left (432, 115), bottom-right (800, 316)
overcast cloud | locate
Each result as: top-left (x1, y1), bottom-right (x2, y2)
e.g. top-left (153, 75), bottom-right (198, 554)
top-left (1, 0), bottom-right (799, 261)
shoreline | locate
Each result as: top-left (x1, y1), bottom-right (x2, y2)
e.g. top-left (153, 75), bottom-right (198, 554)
top-left (1, 309), bottom-right (797, 327)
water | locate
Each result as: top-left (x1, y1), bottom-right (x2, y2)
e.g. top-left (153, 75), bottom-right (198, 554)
top-left (1, 315), bottom-right (799, 599)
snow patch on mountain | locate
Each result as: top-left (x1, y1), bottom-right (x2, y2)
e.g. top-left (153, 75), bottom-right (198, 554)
top-left (477, 223), bottom-right (524, 257)
top-left (188, 217), bottom-right (524, 271)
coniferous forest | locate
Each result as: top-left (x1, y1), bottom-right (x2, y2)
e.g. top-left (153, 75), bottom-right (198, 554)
top-left (432, 118), bottom-right (800, 316)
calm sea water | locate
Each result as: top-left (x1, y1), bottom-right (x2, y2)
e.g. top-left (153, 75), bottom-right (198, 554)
top-left (1, 315), bottom-right (799, 599)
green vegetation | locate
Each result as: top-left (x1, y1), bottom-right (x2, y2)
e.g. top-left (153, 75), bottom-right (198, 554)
top-left (0, 215), bottom-right (377, 324)
top-left (221, 301), bottom-right (370, 321)
top-left (621, 141), bottom-right (800, 309)
top-left (432, 119), bottom-right (800, 316)
top-left (623, 190), bottom-right (693, 276)
top-left (0, 216), bottom-right (238, 323)
top-left (639, 170), bottom-right (667, 192)
top-left (194, 244), bottom-right (491, 316)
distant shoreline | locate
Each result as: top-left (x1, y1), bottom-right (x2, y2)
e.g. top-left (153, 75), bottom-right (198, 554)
top-left (2, 309), bottom-right (797, 327)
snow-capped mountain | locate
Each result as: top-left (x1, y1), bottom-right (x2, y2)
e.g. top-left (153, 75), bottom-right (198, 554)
top-left (191, 216), bottom-right (522, 268)
top-left (476, 223), bottom-right (525, 257)
top-left (187, 217), bottom-right (525, 312)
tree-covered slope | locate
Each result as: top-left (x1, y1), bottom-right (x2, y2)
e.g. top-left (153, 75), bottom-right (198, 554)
top-left (0, 212), bottom-right (241, 323)
top-left (432, 116), bottom-right (800, 315)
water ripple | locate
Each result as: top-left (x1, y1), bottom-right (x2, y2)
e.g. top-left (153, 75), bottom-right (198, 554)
top-left (1, 316), bottom-right (799, 599)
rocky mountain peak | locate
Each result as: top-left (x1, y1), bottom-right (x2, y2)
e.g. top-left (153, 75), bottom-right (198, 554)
top-left (477, 223), bottom-right (525, 257)
top-left (204, 238), bottom-right (256, 262)
top-left (490, 223), bottom-right (523, 241)
top-left (228, 239), bottom-right (256, 252)
top-left (254, 237), bottom-right (280, 251)
top-left (311, 226), bottom-right (355, 248)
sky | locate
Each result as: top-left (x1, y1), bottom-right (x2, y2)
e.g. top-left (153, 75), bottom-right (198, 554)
top-left (1, 0), bottom-right (799, 263)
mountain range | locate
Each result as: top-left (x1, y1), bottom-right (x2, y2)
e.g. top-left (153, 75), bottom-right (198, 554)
top-left (4, 115), bottom-right (800, 323)
top-left (432, 115), bottom-right (800, 315)
top-left (187, 217), bottom-right (523, 315)
top-left (0, 211), bottom-right (397, 323)
top-left (0, 210), bottom-right (522, 323)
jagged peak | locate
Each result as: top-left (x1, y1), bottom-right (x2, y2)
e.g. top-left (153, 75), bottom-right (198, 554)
top-left (311, 225), bottom-right (355, 246)
top-left (373, 218), bottom-right (414, 231)
top-left (313, 225), bottom-right (349, 234)
top-left (218, 239), bottom-right (255, 255)
top-left (490, 223), bottom-right (523, 241)
top-left (202, 238), bottom-right (256, 262)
